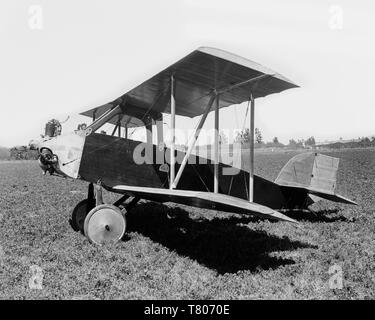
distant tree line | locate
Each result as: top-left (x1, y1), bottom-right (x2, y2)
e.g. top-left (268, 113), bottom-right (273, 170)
top-left (287, 136), bottom-right (316, 149)
top-left (319, 136), bottom-right (375, 149)
top-left (234, 128), bottom-right (375, 150)
top-left (9, 146), bottom-right (39, 160)
top-left (234, 128), bottom-right (317, 150)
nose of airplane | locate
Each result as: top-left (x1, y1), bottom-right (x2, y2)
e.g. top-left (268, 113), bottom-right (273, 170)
top-left (38, 147), bottom-right (58, 175)
top-left (38, 131), bottom-right (86, 179)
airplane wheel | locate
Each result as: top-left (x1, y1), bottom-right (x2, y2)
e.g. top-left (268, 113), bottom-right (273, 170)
top-left (84, 204), bottom-right (126, 245)
top-left (69, 199), bottom-right (92, 234)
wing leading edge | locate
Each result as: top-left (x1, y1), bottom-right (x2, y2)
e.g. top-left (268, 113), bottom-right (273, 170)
top-left (112, 185), bottom-right (298, 223)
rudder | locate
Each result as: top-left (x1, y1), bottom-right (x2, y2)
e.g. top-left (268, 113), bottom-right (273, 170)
top-left (275, 152), bottom-right (356, 205)
top-left (275, 152), bottom-right (339, 194)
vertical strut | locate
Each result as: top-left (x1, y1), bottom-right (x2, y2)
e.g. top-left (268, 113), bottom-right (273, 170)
top-left (214, 94), bottom-right (220, 193)
top-left (249, 93), bottom-right (255, 202)
top-left (170, 75), bottom-right (176, 189)
top-left (118, 114), bottom-right (121, 137)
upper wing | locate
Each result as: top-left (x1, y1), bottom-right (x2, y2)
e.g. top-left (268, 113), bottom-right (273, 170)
top-left (81, 47), bottom-right (298, 120)
top-left (112, 185), bottom-right (298, 223)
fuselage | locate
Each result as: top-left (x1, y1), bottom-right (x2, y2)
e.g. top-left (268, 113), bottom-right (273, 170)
top-left (39, 130), bottom-right (290, 210)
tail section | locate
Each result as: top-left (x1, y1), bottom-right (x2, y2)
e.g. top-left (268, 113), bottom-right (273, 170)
top-left (275, 152), bottom-right (356, 205)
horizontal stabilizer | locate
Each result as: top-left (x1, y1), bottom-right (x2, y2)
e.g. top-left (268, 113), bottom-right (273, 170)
top-left (307, 188), bottom-right (357, 205)
top-left (113, 185), bottom-right (298, 223)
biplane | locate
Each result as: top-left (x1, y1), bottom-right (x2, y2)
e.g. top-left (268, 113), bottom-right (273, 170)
top-left (37, 47), bottom-right (356, 245)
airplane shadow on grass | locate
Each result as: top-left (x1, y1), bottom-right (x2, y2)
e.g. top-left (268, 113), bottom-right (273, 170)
top-left (236, 208), bottom-right (349, 224)
top-left (282, 208), bottom-right (349, 223)
top-left (125, 202), bottom-right (317, 275)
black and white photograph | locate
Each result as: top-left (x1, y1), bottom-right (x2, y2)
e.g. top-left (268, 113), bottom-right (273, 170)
top-left (0, 0), bottom-right (374, 307)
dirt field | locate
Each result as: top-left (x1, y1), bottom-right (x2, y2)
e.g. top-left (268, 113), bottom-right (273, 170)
top-left (0, 149), bottom-right (374, 299)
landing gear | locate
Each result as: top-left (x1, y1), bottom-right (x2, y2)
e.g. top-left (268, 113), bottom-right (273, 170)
top-left (84, 204), bottom-right (126, 245)
top-left (69, 199), bottom-right (92, 233)
top-left (69, 183), bottom-right (95, 234)
top-left (69, 182), bottom-right (139, 245)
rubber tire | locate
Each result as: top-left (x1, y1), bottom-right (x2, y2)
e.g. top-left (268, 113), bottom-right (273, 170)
top-left (69, 199), bottom-right (92, 234)
top-left (83, 204), bottom-right (126, 245)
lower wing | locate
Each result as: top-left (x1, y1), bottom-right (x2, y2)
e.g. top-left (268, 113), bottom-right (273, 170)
top-left (112, 185), bottom-right (298, 224)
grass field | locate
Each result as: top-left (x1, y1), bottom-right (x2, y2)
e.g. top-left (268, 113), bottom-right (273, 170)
top-left (0, 149), bottom-right (374, 299)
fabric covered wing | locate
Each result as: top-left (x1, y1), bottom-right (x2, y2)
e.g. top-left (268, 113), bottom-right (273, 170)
top-left (81, 47), bottom-right (298, 119)
top-left (112, 185), bottom-right (297, 223)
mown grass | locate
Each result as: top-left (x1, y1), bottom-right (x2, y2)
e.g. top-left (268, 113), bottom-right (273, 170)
top-left (0, 149), bottom-right (374, 299)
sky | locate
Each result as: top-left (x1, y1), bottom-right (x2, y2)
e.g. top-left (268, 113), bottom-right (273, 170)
top-left (1, 0), bottom-right (374, 147)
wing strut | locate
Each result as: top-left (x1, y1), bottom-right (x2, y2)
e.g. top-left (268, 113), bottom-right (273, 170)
top-left (214, 94), bottom-right (220, 193)
top-left (249, 93), bottom-right (255, 202)
top-left (170, 75), bottom-right (176, 189)
top-left (169, 76), bottom-right (259, 194)
top-left (171, 93), bottom-right (216, 189)
top-left (117, 114), bottom-right (122, 137)
top-left (86, 104), bottom-right (121, 133)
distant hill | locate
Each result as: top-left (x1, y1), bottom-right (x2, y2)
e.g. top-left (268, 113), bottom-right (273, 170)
top-left (0, 146), bottom-right (10, 160)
